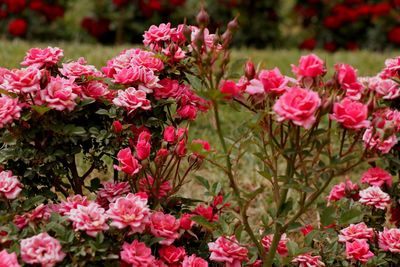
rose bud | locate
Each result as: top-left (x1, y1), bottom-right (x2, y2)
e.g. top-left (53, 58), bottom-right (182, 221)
top-left (245, 60), bottom-right (256, 80)
top-left (112, 121), bottom-right (123, 133)
top-left (196, 7), bottom-right (209, 27)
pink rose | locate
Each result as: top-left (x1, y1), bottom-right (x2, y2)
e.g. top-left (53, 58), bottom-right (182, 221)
top-left (4, 67), bottom-right (41, 94)
top-left (180, 213), bottom-right (194, 230)
top-left (0, 249), bottom-right (20, 267)
top-left (362, 127), bottom-right (397, 154)
top-left (245, 79), bottom-right (265, 95)
top-left (58, 194), bottom-right (89, 215)
top-left (136, 135), bottom-right (151, 160)
top-left (20, 232), bottom-right (65, 267)
top-left (338, 222), bottom-right (374, 243)
top-left (380, 56), bottom-right (400, 79)
top-left (361, 167), bottom-right (392, 187)
top-left (129, 49), bottom-right (164, 71)
top-left (176, 139), bottom-right (187, 157)
top-left (208, 236), bottom-right (248, 267)
top-left (112, 121), bottom-right (123, 134)
top-left (113, 87), bottom-right (151, 112)
top-left (67, 202), bottom-right (109, 237)
top-left (330, 98), bottom-right (370, 129)
top-left (261, 234), bottom-right (289, 256)
top-left (162, 44), bottom-right (186, 62)
top-left (114, 148), bottom-right (142, 175)
top-left (374, 79), bottom-right (400, 99)
top-left (334, 63), bottom-right (363, 100)
top-left (155, 78), bottom-right (181, 100)
top-left (292, 253), bottom-right (325, 267)
top-left (327, 179), bottom-right (359, 202)
top-left (291, 54), bottom-right (326, 79)
top-left (258, 68), bottom-right (288, 94)
top-left (0, 96), bottom-right (22, 128)
top-left (359, 186), bottom-right (391, 209)
top-left (182, 254), bottom-right (208, 267)
top-left (378, 228), bottom-right (400, 253)
top-left (193, 204), bottom-right (218, 222)
top-left (273, 86), bottom-right (321, 129)
top-left (163, 126), bottom-right (176, 143)
top-left (177, 105), bottom-right (198, 120)
top-left (38, 76), bottom-right (79, 111)
top-left (138, 176), bottom-right (172, 199)
top-left (159, 245), bottom-right (186, 264)
top-left (150, 212), bottom-right (180, 245)
top-left (81, 81), bottom-right (109, 99)
top-left (143, 23), bottom-right (172, 49)
top-left (21, 47), bottom-right (63, 68)
top-left (120, 240), bottom-right (155, 267)
top-left (60, 57), bottom-right (102, 78)
top-left (107, 193), bottom-right (150, 233)
top-left (219, 80), bottom-right (240, 98)
top-left (0, 170), bottom-right (22, 199)
top-left (345, 239), bottom-right (374, 263)
top-left (96, 181), bottom-right (130, 206)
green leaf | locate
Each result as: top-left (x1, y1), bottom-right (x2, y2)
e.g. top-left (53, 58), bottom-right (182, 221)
top-left (195, 175), bottom-right (210, 190)
top-left (23, 195), bottom-right (46, 211)
top-left (190, 215), bottom-right (216, 230)
top-left (339, 208), bottom-right (364, 225)
top-left (286, 240), bottom-right (299, 256)
top-left (46, 222), bottom-right (66, 237)
top-left (185, 73), bottom-right (203, 91)
top-left (79, 98), bottom-right (96, 106)
top-left (31, 105), bottom-right (51, 116)
top-left (320, 206), bottom-right (336, 226)
top-left (64, 125), bottom-right (86, 136)
top-left (0, 88), bottom-right (18, 98)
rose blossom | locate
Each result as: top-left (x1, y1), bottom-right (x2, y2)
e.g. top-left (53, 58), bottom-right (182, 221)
top-left (261, 233), bottom-right (289, 256)
top-left (114, 148), bottom-right (141, 175)
top-left (219, 80), bottom-right (240, 98)
top-left (0, 249), bottom-right (20, 267)
top-left (258, 68), bottom-right (288, 94)
top-left (58, 194), bottom-right (89, 215)
top-left (4, 67), bottom-right (41, 94)
top-left (96, 181), bottom-right (130, 205)
top-left (143, 23), bottom-right (172, 49)
top-left (327, 179), bottom-right (359, 202)
top-left (208, 236), bottom-right (248, 267)
top-left (374, 79), bottom-right (400, 99)
top-left (21, 47), bottom-right (63, 68)
top-left (67, 202), bottom-right (109, 237)
top-left (180, 213), bottom-right (194, 230)
top-left (362, 127), bottom-right (397, 154)
top-left (182, 254), bottom-right (208, 267)
top-left (177, 105), bottom-right (198, 120)
top-left (378, 228), bottom-right (400, 253)
top-left (359, 186), bottom-right (391, 209)
top-left (345, 239), bottom-right (374, 263)
top-left (163, 126), bottom-right (176, 143)
top-left (138, 176), bottom-right (172, 199)
top-left (120, 240), bottom-right (155, 267)
top-left (136, 133), bottom-right (151, 160)
top-left (380, 56), bottom-right (400, 79)
top-left (38, 76), bottom-right (79, 111)
top-left (338, 222), bottom-right (374, 243)
top-left (159, 245), bottom-right (186, 264)
top-left (0, 96), bottom-right (22, 128)
top-left (334, 63), bottom-right (363, 100)
top-left (292, 253), bottom-right (325, 267)
top-left (360, 167), bottom-right (392, 187)
top-left (113, 87), bottom-right (151, 112)
top-left (330, 98), bottom-right (370, 130)
top-left (193, 204), bottom-right (218, 222)
top-left (291, 54), bottom-right (326, 79)
top-left (245, 78), bottom-right (265, 95)
top-left (0, 170), bottom-right (22, 199)
top-left (150, 212), bottom-right (180, 245)
top-left (60, 57), bottom-right (102, 78)
top-left (107, 193), bottom-right (150, 233)
top-left (155, 78), bottom-right (181, 100)
top-left (20, 232), bottom-right (65, 267)
top-left (81, 81), bottom-right (109, 99)
top-left (273, 86), bottom-right (321, 129)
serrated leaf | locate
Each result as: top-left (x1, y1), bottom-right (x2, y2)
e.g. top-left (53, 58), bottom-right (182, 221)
top-left (31, 105), bottom-right (51, 115)
top-left (339, 208), bottom-right (364, 225)
top-left (320, 206), bottom-right (336, 226)
top-left (195, 175), bottom-right (210, 190)
top-left (190, 215), bottom-right (216, 230)
top-left (185, 73), bottom-right (203, 91)
top-left (23, 195), bottom-right (46, 211)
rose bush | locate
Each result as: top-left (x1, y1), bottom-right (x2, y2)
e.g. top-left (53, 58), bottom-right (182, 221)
top-left (1, 8), bottom-right (400, 267)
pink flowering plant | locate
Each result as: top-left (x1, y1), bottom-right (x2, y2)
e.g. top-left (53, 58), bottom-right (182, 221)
top-left (2, 8), bottom-right (400, 267)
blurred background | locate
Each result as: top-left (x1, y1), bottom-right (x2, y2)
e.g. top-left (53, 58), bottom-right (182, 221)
top-left (0, 0), bottom-right (399, 52)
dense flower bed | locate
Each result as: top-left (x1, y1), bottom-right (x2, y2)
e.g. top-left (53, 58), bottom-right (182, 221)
top-left (295, 0), bottom-right (400, 51)
top-left (2, 9), bottom-right (400, 266)
top-left (0, 0), bottom-right (67, 39)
